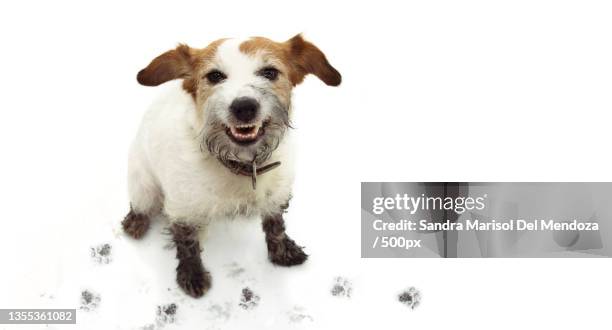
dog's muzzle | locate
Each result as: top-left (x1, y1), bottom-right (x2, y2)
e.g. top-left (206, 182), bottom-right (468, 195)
top-left (225, 97), bottom-right (265, 145)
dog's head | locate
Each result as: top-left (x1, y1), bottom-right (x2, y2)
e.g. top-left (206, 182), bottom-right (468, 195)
top-left (137, 35), bottom-right (341, 165)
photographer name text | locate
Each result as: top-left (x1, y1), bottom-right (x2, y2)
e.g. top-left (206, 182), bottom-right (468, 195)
top-left (373, 219), bottom-right (599, 232)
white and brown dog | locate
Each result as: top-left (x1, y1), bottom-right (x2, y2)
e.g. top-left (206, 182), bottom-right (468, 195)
top-left (121, 35), bottom-right (341, 297)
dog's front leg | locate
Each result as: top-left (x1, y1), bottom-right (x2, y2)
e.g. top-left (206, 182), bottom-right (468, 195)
top-left (262, 213), bottom-right (308, 266)
top-left (170, 222), bottom-right (211, 298)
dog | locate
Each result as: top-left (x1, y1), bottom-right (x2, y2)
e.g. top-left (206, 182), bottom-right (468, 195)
top-left (121, 34), bottom-right (341, 297)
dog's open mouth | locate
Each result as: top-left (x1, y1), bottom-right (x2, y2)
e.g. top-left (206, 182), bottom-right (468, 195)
top-left (226, 122), bottom-right (267, 145)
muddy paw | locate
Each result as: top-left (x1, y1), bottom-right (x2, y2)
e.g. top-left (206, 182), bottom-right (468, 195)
top-left (176, 259), bottom-right (211, 298)
top-left (122, 209), bottom-right (150, 239)
top-left (269, 237), bottom-right (308, 267)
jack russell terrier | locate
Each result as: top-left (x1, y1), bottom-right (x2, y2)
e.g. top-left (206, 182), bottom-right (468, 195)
top-left (121, 34), bottom-right (341, 297)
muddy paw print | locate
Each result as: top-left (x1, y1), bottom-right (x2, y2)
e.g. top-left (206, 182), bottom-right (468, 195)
top-left (156, 303), bottom-right (177, 325)
top-left (287, 306), bottom-right (313, 323)
top-left (398, 287), bottom-right (421, 310)
top-left (238, 287), bottom-right (260, 310)
top-left (207, 302), bottom-right (232, 321)
top-left (330, 276), bottom-right (352, 298)
top-left (225, 262), bottom-right (246, 279)
top-left (80, 290), bottom-right (101, 312)
top-left (90, 243), bottom-right (112, 264)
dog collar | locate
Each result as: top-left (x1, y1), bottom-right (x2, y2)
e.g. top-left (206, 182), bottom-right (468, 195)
top-left (218, 158), bottom-right (281, 190)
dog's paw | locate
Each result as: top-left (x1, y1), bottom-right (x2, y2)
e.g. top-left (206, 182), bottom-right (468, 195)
top-left (122, 210), bottom-right (150, 239)
top-left (269, 237), bottom-right (308, 267)
top-left (176, 259), bottom-right (211, 298)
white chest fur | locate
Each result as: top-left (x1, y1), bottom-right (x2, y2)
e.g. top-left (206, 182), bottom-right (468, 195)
top-left (127, 84), bottom-right (294, 224)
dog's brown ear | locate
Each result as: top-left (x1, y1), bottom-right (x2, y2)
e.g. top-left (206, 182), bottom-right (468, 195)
top-left (284, 34), bottom-right (341, 86)
top-left (137, 44), bottom-right (195, 86)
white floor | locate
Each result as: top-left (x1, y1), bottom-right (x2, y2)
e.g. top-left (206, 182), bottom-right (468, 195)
top-left (3, 199), bottom-right (423, 330)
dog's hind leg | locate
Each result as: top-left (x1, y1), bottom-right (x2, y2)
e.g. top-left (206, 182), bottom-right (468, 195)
top-left (122, 150), bottom-right (162, 239)
top-left (122, 207), bottom-right (151, 239)
top-left (170, 222), bottom-right (211, 298)
top-left (262, 211), bottom-right (308, 266)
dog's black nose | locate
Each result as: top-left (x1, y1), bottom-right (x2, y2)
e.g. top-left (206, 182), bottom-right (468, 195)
top-left (230, 97), bottom-right (259, 123)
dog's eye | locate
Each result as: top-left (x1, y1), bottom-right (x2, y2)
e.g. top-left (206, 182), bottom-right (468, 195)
top-left (205, 70), bottom-right (227, 84)
top-left (258, 67), bottom-right (280, 81)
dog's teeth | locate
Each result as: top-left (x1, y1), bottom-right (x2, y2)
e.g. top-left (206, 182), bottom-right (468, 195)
top-left (228, 123), bottom-right (262, 141)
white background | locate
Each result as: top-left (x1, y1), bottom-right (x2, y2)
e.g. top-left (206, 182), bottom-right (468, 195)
top-left (0, 0), bottom-right (611, 329)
